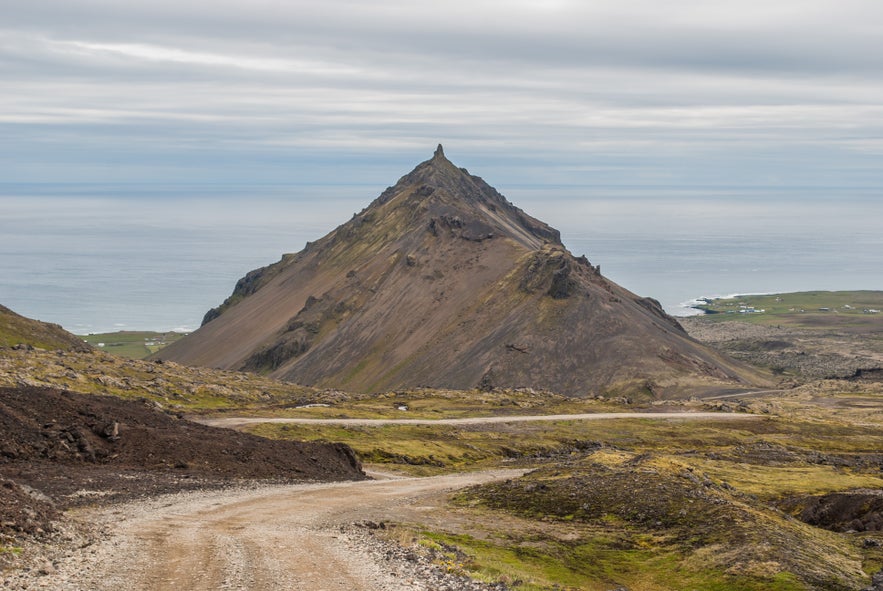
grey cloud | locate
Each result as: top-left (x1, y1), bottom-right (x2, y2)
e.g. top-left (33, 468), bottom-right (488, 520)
top-left (1, 0), bottom-right (882, 189)
top-left (7, 1), bottom-right (883, 75)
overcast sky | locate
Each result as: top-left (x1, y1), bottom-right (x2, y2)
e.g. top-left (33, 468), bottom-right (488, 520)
top-left (3, 0), bottom-right (882, 192)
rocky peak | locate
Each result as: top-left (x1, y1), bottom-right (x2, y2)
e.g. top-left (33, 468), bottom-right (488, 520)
top-left (370, 146), bottom-right (562, 247)
top-left (375, 146), bottom-right (480, 205)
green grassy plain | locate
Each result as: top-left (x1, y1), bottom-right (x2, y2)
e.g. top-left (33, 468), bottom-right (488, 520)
top-left (79, 331), bottom-right (188, 359)
top-left (250, 410), bottom-right (883, 489)
top-left (693, 291), bottom-right (883, 328)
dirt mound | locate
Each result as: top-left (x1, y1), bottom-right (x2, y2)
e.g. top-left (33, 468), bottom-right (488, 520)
top-left (0, 386), bottom-right (363, 481)
top-left (0, 386), bottom-right (365, 547)
top-left (0, 478), bottom-right (60, 544)
top-left (777, 490), bottom-right (883, 532)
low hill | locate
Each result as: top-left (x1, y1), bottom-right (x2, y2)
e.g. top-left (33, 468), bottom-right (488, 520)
top-left (155, 146), bottom-right (769, 397)
top-left (467, 451), bottom-right (867, 590)
top-left (0, 305), bottom-right (91, 352)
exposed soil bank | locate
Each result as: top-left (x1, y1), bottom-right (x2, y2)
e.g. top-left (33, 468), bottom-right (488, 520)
top-left (0, 386), bottom-right (364, 553)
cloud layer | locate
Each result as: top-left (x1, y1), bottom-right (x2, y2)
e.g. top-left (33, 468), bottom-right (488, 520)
top-left (2, 0), bottom-right (882, 189)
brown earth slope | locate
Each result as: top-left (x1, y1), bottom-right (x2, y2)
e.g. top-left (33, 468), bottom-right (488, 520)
top-left (155, 146), bottom-right (769, 397)
top-left (0, 386), bottom-right (365, 550)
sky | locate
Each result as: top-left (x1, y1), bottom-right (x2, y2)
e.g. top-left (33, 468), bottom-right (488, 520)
top-left (3, 0), bottom-right (883, 191)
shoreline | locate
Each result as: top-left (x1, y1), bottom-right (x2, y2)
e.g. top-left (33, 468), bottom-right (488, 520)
top-left (676, 291), bottom-right (780, 317)
top-left (69, 290), bottom-right (883, 332)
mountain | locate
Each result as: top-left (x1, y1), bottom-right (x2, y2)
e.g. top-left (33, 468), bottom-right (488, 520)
top-left (154, 146), bottom-right (768, 397)
top-left (0, 305), bottom-right (91, 352)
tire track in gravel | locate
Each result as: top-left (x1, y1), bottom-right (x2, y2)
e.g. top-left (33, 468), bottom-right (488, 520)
top-left (56, 469), bottom-right (525, 591)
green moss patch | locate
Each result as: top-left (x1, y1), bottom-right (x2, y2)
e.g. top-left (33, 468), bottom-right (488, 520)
top-left (458, 452), bottom-right (865, 590)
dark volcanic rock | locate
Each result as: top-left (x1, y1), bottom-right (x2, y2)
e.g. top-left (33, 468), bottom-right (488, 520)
top-left (0, 386), bottom-right (365, 528)
top-left (776, 490), bottom-right (883, 532)
top-left (0, 477), bottom-right (60, 541)
top-left (0, 384), bottom-right (364, 558)
top-left (849, 368), bottom-right (883, 383)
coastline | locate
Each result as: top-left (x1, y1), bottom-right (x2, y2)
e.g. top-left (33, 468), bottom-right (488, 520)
top-left (679, 290), bottom-right (883, 319)
top-left (676, 292), bottom-right (779, 317)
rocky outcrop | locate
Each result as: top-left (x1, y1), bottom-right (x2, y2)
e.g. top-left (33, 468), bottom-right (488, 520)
top-left (777, 490), bottom-right (883, 533)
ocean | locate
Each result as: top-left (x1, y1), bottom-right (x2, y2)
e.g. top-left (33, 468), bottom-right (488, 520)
top-left (2, 185), bottom-right (881, 334)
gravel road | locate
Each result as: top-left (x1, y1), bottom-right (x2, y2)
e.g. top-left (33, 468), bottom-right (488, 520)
top-left (198, 411), bottom-right (760, 429)
top-left (3, 412), bottom-right (759, 590)
top-left (3, 470), bottom-right (524, 591)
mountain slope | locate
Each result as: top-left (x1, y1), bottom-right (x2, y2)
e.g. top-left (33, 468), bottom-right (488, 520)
top-left (0, 305), bottom-right (91, 352)
top-left (155, 146), bottom-right (769, 396)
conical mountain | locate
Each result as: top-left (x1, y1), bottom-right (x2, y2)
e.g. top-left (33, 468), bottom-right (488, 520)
top-left (155, 147), bottom-right (768, 397)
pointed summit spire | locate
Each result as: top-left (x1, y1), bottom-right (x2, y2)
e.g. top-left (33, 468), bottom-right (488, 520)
top-left (433, 143), bottom-right (445, 160)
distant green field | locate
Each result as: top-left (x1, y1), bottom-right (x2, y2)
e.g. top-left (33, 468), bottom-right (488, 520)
top-left (692, 290), bottom-right (883, 328)
top-left (79, 331), bottom-right (188, 359)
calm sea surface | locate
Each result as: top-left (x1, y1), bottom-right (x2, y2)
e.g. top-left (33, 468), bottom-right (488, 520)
top-left (2, 185), bottom-right (881, 334)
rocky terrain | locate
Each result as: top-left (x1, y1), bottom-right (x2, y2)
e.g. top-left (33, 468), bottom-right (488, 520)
top-left (681, 314), bottom-right (883, 380)
top-left (3, 257), bottom-right (883, 588)
top-left (155, 146), bottom-right (768, 397)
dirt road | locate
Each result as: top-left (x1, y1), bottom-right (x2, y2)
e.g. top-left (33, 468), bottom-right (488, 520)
top-left (8, 412), bottom-right (758, 590)
top-left (40, 470), bottom-right (524, 591)
top-left (198, 411), bottom-right (759, 429)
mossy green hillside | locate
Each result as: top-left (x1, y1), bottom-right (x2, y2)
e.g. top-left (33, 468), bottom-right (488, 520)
top-left (0, 305), bottom-right (90, 352)
top-left (417, 528), bottom-right (809, 591)
top-left (0, 347), bottom-right (321, 412)
top-left (448, 451), bottom-right (866, 590)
